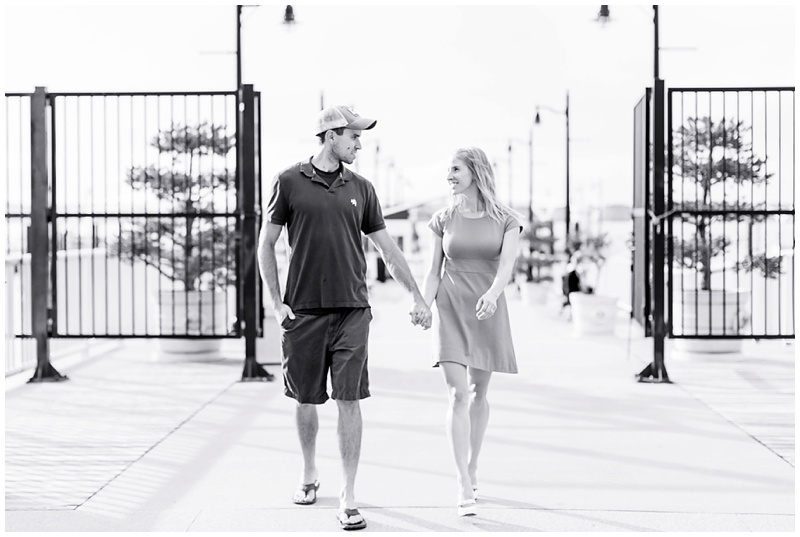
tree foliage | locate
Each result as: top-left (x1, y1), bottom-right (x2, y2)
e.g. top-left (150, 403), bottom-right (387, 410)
top-left (672, 116), bottom-right (781, 289)
top-left (115, 122), bottom-right (238, 291)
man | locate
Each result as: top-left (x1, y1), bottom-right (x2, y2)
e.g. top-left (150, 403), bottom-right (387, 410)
top-left (257, 105), bottom-right (431, 531)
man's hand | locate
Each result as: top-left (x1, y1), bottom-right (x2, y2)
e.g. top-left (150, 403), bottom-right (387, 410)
top-left (409, 300), bottom-right (432, 330)
top-left (273, 303), bottom-right (295, 326)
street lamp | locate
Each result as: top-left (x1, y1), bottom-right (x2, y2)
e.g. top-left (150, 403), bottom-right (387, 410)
top-left (534, 92), bottom-right (570, 254)
top-left (598, 5), bottom-right (669, 383)
top-left (237, 5), bottom-right (295, 91)
top-left (506, 134), bottom-right (536, 280)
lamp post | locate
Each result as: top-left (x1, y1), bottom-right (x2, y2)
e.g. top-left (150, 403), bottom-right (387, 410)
top-left (534, 91), bottom-right (570, 254)
top-left (598, 5), bottom-right (669, 383)
top-left (504, 135), bottom-right (536, 280)
top-left (237, 5), bottom-right (295, 88)
top-left (507, 141), bottom-right (514, 206)
top-left (236, 5), bottom-right (294, 382)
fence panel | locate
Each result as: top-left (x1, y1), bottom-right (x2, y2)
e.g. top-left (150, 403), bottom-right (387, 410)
top-left (48, 92), bottom-right (240, 338)
top-left (667, 87), bottom-right (795, 339)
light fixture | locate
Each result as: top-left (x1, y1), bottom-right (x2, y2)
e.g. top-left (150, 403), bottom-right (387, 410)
top-left (597, 5), bottom-right (610, 25)
top-left (284, 5), bottom-right (295, 24)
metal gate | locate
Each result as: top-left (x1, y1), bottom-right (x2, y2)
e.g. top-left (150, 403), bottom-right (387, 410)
top-left (667, 87), bottom-right (795, 340)
top-left (4, 86), bottom-right (268, 380)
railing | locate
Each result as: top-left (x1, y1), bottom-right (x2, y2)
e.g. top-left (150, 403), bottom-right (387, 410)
top-left (5, 86), bottom-right (268, 381)
top-left (667, 87), bottom-right (795, 339)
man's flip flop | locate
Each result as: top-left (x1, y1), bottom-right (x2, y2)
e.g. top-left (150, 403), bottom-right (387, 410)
top-left (338, 508), bottom-right (367, 531)
top-left (292, 480), bottom-right (319, 505)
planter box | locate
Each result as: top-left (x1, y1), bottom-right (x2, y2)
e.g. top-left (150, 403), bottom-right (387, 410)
top-left (158, 290), bottom-right (228, 354)
top-left (569, 292), bottom-right (618, 335)
top-left (673, 289), bottom-right (750, 354)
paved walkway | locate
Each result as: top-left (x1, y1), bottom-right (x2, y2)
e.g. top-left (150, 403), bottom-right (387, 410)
top-left (5, 280), bottom-right (795, 532)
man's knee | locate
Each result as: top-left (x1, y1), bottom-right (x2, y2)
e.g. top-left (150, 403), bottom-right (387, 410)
top-left (336, 399), bottom-right (361, 415)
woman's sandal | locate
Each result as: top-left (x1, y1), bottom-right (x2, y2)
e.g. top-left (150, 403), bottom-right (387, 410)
top-left (457, 498), bottom-right (477, 517)
top-left (292, 480), bottom-right (320, 505)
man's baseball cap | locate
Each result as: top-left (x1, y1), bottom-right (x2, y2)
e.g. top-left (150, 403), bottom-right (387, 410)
top-left (316, 105), bottom-right (377, 135)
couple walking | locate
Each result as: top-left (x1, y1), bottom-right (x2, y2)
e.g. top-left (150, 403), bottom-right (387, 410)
top-left (257, 105), bottom-right (521, 531)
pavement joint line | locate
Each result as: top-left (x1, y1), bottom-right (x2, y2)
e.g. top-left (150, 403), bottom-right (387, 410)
top-left (674, 382), bottom-right (796, 469)
top-left (73, 379), bottom-right (241, 509)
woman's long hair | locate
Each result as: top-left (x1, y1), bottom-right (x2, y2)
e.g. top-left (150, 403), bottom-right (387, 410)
top-left (445, 146), bottom-right (521, 225)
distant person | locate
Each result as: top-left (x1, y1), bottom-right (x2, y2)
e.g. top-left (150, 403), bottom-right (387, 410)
top-left (420, 147), bottom-right (521, 517)
top-left (562, 253), bottom-right (593, 313)
top-left (257, 105), bottom-right (432, 531)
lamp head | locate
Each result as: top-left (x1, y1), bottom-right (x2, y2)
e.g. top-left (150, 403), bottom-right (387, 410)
top-left (597, 5), bottom-right (610, 26)
top-left (284, 5), bottom-right (295, 24)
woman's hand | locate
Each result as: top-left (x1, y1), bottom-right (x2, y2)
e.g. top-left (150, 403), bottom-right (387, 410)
top-left (475, 292), bottom-right (498, 321)
top-left (409, 299), bottom-right (432, 329)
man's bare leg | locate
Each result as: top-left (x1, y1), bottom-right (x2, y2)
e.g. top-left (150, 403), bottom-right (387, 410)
top-left (336, 399), bottom-right (362, 510)
top-left (293, 403), bottom-right (319, 503)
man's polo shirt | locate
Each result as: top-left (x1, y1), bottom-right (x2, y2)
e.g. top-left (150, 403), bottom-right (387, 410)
top-left (266, 158), bottom-right (386, 310)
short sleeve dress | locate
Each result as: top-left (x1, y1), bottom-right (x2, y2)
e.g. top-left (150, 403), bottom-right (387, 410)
top-left (428, 208), bottom-right (521, 373)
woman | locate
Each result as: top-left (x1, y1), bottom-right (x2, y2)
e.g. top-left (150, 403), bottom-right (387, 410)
top-left (421, 146), bottom-right (521, 517)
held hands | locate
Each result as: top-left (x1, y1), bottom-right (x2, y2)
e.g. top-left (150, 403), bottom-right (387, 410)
top-left (476, 292), bottom-right (498, 321)
top-left (409, 300), bottom-right (432, 330)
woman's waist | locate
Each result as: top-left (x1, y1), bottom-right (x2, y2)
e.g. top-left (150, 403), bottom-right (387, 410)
top-left (443, 258), bottom-right (499, 273)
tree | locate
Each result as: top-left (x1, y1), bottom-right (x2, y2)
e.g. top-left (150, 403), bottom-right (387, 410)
top-left (115, 122), bottom-right (238, 291)
top-left (672, 116), bottom-right (783, 290)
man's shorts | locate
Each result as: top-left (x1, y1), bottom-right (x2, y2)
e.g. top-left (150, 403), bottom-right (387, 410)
top-left (280, 308), bottom-right (372, 404)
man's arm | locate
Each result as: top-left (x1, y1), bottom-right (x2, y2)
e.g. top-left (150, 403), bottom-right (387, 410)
top-left (367, 228), bottom-right (431, 328)
top-left (257, 222), bottom-right (294, 323)
top-left (421, 231), bottom-right (444, 307)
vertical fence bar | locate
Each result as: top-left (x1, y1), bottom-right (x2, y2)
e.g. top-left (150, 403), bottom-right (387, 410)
top-left (735, 92), bottom-right (742, 333)
top-left (776, 91), bottom-right (781, 332)
top-left (170, 95), bottom-right (176, 335)
top-left (763, 92), bottom-right (768, 334)
top-left (50, 96), bottom-right (59, 336)
top-left (705, 92), bottom-right (712, 335)
top-left (103, 96), bottom-right (109, 335)
top-left (791, 92), bottom-right (797, 336)
top-left (210, 95), bottom-right (217, 334)
top-left (143, 96), bottom-right (149, 333)
top-left (77, 96), bottom-right (84, 335)
top-left (29, 87), bottom-right (67, 382)
top-left (721, 93), bottom-right (727, 334)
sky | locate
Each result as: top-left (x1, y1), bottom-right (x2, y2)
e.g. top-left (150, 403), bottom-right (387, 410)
top-left (3, 2), bottom-right (796, 219)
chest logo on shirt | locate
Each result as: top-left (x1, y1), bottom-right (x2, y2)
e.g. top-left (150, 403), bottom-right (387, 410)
top-left (350, 198), bottom-right (358, 207)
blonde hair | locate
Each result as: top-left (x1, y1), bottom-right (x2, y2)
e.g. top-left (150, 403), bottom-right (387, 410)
top-left (445, 146), bottom-right (521, 224)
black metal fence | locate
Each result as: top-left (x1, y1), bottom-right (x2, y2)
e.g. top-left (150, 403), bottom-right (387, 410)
top-left (667, 87), bottom-right (795, 339)
top-left (5, 87), bottom-right (267, 378)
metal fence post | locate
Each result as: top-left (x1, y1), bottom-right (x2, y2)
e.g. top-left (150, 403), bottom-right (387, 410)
top-left (28, 87), bottom-right (67, 383)
top-left (638, 77), bottom-right (670, 383)
top-left (239, 84), bottom-right (274, 382)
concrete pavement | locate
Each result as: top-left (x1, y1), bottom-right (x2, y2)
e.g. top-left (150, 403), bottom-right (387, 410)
top-left (4, 280), bottom-right (795, 532)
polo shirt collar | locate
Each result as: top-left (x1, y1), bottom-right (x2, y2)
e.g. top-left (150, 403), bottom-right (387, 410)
top-left (301, 157), bottom-right (353, 188)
